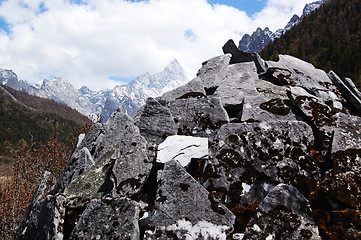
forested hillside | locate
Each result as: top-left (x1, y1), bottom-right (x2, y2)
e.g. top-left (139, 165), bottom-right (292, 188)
top-left (0, 85), bottom-right (90, 164)
top-left (261, 0), bottom-right (361, 88)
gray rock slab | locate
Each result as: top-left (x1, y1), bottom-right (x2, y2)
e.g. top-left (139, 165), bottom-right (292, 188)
top-left (267, 55), bottom-right (335, 92)
top-left (288, 86), bottom-right (335, 147)
top-left (241, 96), bottom-right (297, 122)
top-left (169, 96), bottom-right (229, 137)
top-left (147, 160), bottom-right (235, 239)
top-left (323, 113), bottom-right (361, 209)
top-left (345, 77), bottom-right (361, 100)
top-left (222, 39), bottom-right (266, 74)
top-left (243, 184), bottom-right (321, 240)
top-left (196, 54), bottom-right (231, 91)
top-left (328, 71), bottom-right (361, 115)
top-left (214, 62), bottom-right (259, 106)
top-left (69, 198), bottom-right (140, 240)
top-left (203, 121), bottom-right (319, 208)
top-left (135, 97), bottom-right (177, 146)
top-left (158, 77), bottom-right (206, 101)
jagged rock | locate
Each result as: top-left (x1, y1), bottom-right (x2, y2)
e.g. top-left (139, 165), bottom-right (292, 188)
top-left (51, 123), bottom-right (103, 194)
top-left (158, 77), bottom-right (206, 101)
top-left (241, 96), bottom-right (298, 122)
top-left (203, 121), bottom-right (319, 215)
top-left (169, 96), bottom-right (229, 136)
top-left (197, 54), bottom-right (231, 92)
top-left (146, 160), bottom-right (235, 239)
top-left (287, 86), bottom-right (335, 147)
top-left (156, 135), bottom-right (208, 167)
top-left (266, 55), bottom-right (337, 95)
top-left (323, 113), bottom-right (361, 208)
top-left (213, 62), bottom-right (258, 106)
top-left (344, 77), bottom-right (361, 100)
top-left (16, 194), bottom-right (67, 240)
top-left (134, 97), bottom-right (177, 146)
top-left (328, 71), bottom-right (361, 115)
top-left (222, 39), bottom-right (266, 74)
top-left (243, 184), bottom-right (321, 240)
top-left (69, 198), bottom-right (140, 240)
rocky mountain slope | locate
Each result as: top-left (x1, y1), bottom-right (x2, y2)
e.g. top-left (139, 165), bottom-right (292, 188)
top-left (239, 0), bottom-right (326, 53)
top-left (15, 40), bottom-right (361, 240)
top-left (0, 59), bottom-right (190, 122)
top-left (261, 0), bottom-right (361, 89)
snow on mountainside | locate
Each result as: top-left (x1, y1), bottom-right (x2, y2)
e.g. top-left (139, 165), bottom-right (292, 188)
top-left (0, 59), bottom-right (191, 122)
top-left (239, 0), bottom-right (326, 53)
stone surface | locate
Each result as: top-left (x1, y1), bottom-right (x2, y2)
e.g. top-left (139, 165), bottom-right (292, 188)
top-left (69, 198), bottom-right (140, 240)
top-left (197, 54), bottom-right (231, 91)
top-left (288, 86), bottom-right (335, 148)
top-left (255, 78), bottom-right (289, 99)
top-left (147, 160), bottom-right (235, 239)
top-left (243, 184), bottom-right (321, 240)
top-left (156, 135), bottom-right (208, 167)
top-left (135, 97), bottom-right (177, 146)
top-left (328, 71), bottom-right (361, 115)
top-left (213, 62), bottom-right (258, 106)
top-left (241, 96), bottom-right (297, 122)
top-left (222, 39), bottom-right (266, 73)
top-left (266, 55), bottom-right (334, 93)
top-left (169, 96), bottom-right (229, 136)
top-left (158, 77), bottom-right (206, 101)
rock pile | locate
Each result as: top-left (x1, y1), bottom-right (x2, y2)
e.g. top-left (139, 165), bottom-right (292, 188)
top-left (16, 40), bottom-right (361, 240)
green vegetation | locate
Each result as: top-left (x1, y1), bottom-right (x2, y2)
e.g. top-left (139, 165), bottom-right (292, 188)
top-left (0, 85), bottom-right (90, 165)
top-left (261, 0), bottom-right (361, 88)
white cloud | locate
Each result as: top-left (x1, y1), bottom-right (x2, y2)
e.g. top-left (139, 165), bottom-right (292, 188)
top-left (0, 0), bottom-right (314, 90)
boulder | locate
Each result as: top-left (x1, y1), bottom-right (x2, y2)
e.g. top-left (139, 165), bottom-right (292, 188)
top-left (266, 55), bottom-right (335, 94)
top-left (196, 54), bottom-right (231, 92)
top-left (222, 39), bottom-right (266, 74)
top-left (158, 77), bottom-right (206, 101)
top-left (255, 78), bottom-right (289, 99)
top-left (134, 98), bottom-right (177, 146)
top-left (323, 113), bottom-right (361, 209)
top-left (169, 96), bottom-right (229, 136)
top-left (156, 135), bottom-right (208, 167)
top-left (69, 198), bottom-right (140, 240)
top-left (146, 160), bottom-right (235, 239)
top-left (213, 62), bottom-right (258, 106)
top-left (287, 86), bottom-right (335, 148)
top-left (243, 184), bottom-right (321, 240)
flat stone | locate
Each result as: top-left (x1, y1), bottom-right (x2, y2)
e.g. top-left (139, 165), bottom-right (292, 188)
top-left (241, 96), bottom-right (297, 122)
top-left (69, 198), bottom-right (140, 240)
top-left (243, 184), bottom-right (321, 240)
top-left (222, 39), bottom-right (266, 74)
top-left (196, 54), bottom-right (231, 91)
top-left (156, 135), bottom-right (208, 167)
top-left (266, 55), bottom-right (334, 93)
top-left (147, 160), bottom-right (235, 239)
top-left (328, 71), bottom-right (361, 115)
top-left (169, 96), bottom-right (229, 137)
top-left (214, 62), bottom-right (259, 106)
top-left (158, 77), bottom-right (206, 101)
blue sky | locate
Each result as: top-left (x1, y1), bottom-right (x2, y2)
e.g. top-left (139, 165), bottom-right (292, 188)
top-left (209, 0), bottom-right (266, 16)
top-left (0, 0), bottom-right (313, 90)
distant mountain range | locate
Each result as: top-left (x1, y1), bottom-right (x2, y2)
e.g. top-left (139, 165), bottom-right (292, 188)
top-left (238, 0), bottom-right (326, 53)
top-left (0, 59), bottom-right (191, 121)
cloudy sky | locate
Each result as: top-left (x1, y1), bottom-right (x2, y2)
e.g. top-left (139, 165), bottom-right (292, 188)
top-left (0, 0), bottom-right (314, 90)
